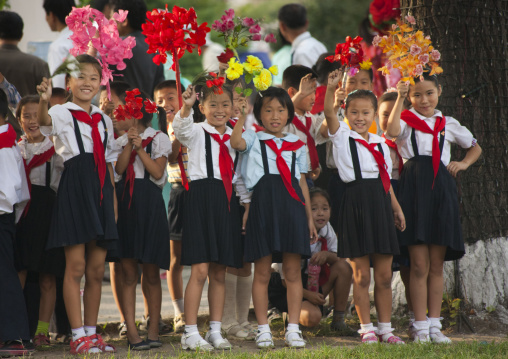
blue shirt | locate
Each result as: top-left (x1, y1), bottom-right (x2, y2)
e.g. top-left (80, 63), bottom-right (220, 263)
top-left (240, 130), bottom-right (308, 191)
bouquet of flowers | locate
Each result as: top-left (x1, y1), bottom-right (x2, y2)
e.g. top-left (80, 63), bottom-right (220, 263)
top-left (225, 55), bottom-right (277, 95)
top-left (142, 5), bottom-right (210, 107)
top-left (326, 36), bottom-right (372, 78)
top-left (114, 88), bottom-right (158, 122)
top-left (374, 15), bottom-right (443, 84)
top-left (65, 6), bottom-right (136, 98)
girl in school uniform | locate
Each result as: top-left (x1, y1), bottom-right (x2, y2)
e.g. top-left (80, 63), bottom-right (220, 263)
top-left (386, 76), bottom-right (482, 343)
top-left (230, 87), bottom-right (318, 349)
top-left (15, 95), bottom-right (65, 347)
top-left (36, 54), bottom-right (118, 355)
top-left (173, 81), bottom-right (250, 351)
top-left (323, 70), bottom-right (405, 344)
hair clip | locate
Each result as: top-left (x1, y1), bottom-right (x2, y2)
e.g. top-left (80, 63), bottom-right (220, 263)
top-left (259, 92), bottom-right (263, 98)
top-left (196, 92), bottom-right (200, 101)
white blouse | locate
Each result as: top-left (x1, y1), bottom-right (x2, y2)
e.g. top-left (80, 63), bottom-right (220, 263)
top-left (18, 136), bottom-right (64, 193)
top-left (329, 121), bottom-right (392, 183)
top-left (41, 102), bottom-right (120, 163)
top-left (115, 127), bottom-right (172, 189)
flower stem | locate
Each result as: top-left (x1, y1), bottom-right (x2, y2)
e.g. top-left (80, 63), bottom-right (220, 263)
top-left (172, 49), bottom-right (183, 109)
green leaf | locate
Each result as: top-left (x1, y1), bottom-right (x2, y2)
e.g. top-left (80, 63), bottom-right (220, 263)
top-left (243, 88), bottom-right (253, 97)
top-left (235, 87), bottom-right (243, 94)
top-left (245, 73), bottom-right (253, 84)
top-left (235, 24), bottom-right (242, 32)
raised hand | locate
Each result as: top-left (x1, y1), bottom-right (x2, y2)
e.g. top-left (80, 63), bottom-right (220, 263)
top-left (182, 85), bottom-right (197, 109)
top-left (327, 69), bottom-right (341, 90)
top-left (37, 77), bottom-right (52, 103)
top-left (299, 73), bottom-right (317, 97)
top-left (397, 80), bottom-right (409, 98)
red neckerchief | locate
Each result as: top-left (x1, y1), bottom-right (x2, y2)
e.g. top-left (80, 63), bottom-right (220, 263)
top-left (21, 143), bottom-right (55, 215)
top-left (70, 110), bottom-right (107, 200)
top-left (205, 131), bottom-right (234, 209)
top-left (0, 124), bottom-right (17, 149)
top-left (170, 130), bottom-right (189, 191)
top-left (317, 236), bottom-right (331, 286)
top-left (354, 139), bottom-right (390, 194)
top-left (401, 109), bottom-right (446, 188)
top-left (123, 132), bottom-right (159, 208)
top-left (311, 86), bottom-right (326, 115)
top-left (252, 123), bottom-right (265, 132)
top-left (382, 134), bottom-right (403, 175)
top-left (263, 139), bottom-right (306, 205)
top-left (292, 115), bottom-right (319, 170)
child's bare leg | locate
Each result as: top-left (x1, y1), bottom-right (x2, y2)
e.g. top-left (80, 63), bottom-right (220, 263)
top-left (168, 240), bottom-right (184, 304)
top-left (427, 245), bottom-right (447, 318)
top-left (400, 265), bottom-right (412, 311)
top-left (333, 259), bottom-right (353, 312)
top-left (141, 273), bottom-right (149, 318)
top-left (282, 253), bottom-right (303, 325)
top-left (299, 301), bottom-right (321, 327)
top-left (208, 263), bottom-right (227, 322)
top-left (184, 263), bottom-right (209, 325)
top-left (83, 240), bottom-right (106, 327)
top-left (349, 256), bottom-right (371, 324)
top-left (109, 262), bottom-right (125, 322)
top-left (371, 254), bottom-right (394, 323)
top-left (63, 244), bottom-right (86, 329)
top-left (121, 258), bottom-right (142, 344)
top-left (18, 270), bottom-right (27, 288)
top-left (142, 263), bottom-right (162, 340)
top-left (408, 245), bottom-right (430, 322)
top-left (39, 273), bottom-right (56, 323)
top-left (252, 255), bottom-right (272, 325)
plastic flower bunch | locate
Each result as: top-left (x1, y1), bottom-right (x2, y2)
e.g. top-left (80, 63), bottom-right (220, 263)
top-left (65, 6), bottom-right (135, 90)
top-left (326, 36), bottom-right (371, 77)
top-left (226, 55), bottom-right (278, 95)
top-left (374, 15), bottom-right (443, 85)
top-left (51, 55), bottom-right (81, 79)
top-left (114, 89), bottom-right (158, 122)
top-left (142, 5), bottom-right (210, 68)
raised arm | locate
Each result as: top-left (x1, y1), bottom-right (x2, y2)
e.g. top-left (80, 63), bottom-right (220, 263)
top-left (386, 81), bottom-right (409, 138)
top-left (320, 86), bottom-right (346, 138)
top-left (230, 96), bottom-right (248, 151)
top-left (323, 70), bottom-right (342, 136)
top-left (291, 73), bottom-right (316, 108)
top-left (36, 77), bottom-right (52, 126)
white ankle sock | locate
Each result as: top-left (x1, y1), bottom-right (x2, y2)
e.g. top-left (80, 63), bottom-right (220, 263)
top-left (172, 298), bottom-right (184, 317)
top-left (209, 321), bottom-right (223, 343)
top-left (377, 322), bottom-right (394, 341)
top-left (184, 324), bottom-right (203, 346)
top-left (256, 324), bottom-right (272, 347)
top-left (429, 317), bottom-right (442, 333)
top-left (359, 323), bottom-right (375, 334)
top-left (235, 273), bottom-right (252, 324)
top-left (286, 323), bottom-right (304, 345)
top-left (222, 273), bottom-right (237, 326)
top-left (84, 326), bottom-right (96, 337)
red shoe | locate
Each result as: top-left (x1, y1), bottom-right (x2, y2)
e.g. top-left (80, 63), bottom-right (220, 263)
top-left (89, 333), bottom-right (116, 353)
top-left (69, 336), bottom-right (96, 354)
top-left (0, 341), bottom-right (31, 356)
top-left (361, 331), bottom-right (379, 344)
top-left (34, 333), bottom-right (51, 347)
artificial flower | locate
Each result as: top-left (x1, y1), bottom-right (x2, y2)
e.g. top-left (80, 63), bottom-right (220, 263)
top-left (359, 60), bottom-right (372, 70)
top-left (369, 0), bottom-right (400, 26)
top-left (217, 48), bottom-right (235, 64)
top-left (268, 65), bottom-right (278, 76)
top-left (143, 98), bottom-right (158, 114)
top-left (51, 55), bottom-right (81, 79)
top-left (243, 55), bottom-right (263, 73)
top-left (264, 33), bottom-right (277, 43)
top-left (114, 88), bottom-right (156, 121)
top-left (405, 15), bottom-right (416, 25)
top-left (205, 72), bottom-right (225, 94)
top-left (225, 57), bottom-right (244, 80)
top-left (253, 68), bottom-right (272, 91)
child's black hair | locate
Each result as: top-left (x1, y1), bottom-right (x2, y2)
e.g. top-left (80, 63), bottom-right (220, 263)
top-left (282, 64), bottom-right (318, 91)
top-left (378, 92), bottom-right (398, 108)
top-left (309, 187), bottom-right (331, 206)
top-left (0, 10), bottom-right (23, 40)
top-left (15, 95), bottom-right (40, 121)
top-left (154, 80), bottom-right (185, 96)
top-left (253, 87), bottom-right (295, 126)
top-left (66, 54), bottom-right (103, 82)
top-left (278, 3), bottom-right (307, 29)
top-left (43, 0), bottom-right (75, 25)
top-left (413, 72), bottom-right (440, 88)
top-left (0, 89), bottom-right (8, 118)
top-left (51, 87), bottom-right (68, 99)
top-left (101, 81), bottom-right (132, 103)
top-left (345, 89), bottom-right (377, 113)
top-left (90, 0), bottom-right (111, 13)
top-left (312, 53), bottom-right (342, 84)
top-left (111, 0), bottom-right (147, 31)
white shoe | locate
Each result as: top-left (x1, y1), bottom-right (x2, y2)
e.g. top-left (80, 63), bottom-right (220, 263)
top-left (430, 331), bottom-right (452, 344)
top-left (255, 330), bottom-right (274, 349)
top-left (204, 330), bottom-right (232, 350)
top-left (285, 329), bottom-right (306, 348)
top-left (239, 321), bottom-right (257, 340)
top-left (413, 332), bottom-right (431, 343)
top-left (181, 331), bottom-right (214, 352)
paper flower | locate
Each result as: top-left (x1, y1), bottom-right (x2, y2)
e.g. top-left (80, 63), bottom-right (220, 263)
top-left (243, 55), bottom-right (263, 73)
top-left (268, 65), bottom-right (278, 76)
top-left (143, 98), bottom-right (158, 114)
top-left (205, 72), bottom-right (225, 94)
top-left (375, 17), bottom-right (443, 84)
top-left (217, 48), bottom-right (235, 64)
top-left (253, 68), bottom-right (272, 91)
top-left (51, 55), bottom-right (81, 79)
top-left (142, 5), bottom-right (210, 69)
top-left (65, 6), bottom-right (136, 99)
top-left (225, 57), bottom-right (244, 80)
top-left (326, 36), bottom-right (366, 68)
top-left (114, 88), bottom-right (156, 121)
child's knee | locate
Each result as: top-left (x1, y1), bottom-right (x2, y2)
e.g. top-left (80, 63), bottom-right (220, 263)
top-left (66, 258), bottom-right (86, 279)
top-left (300, 306), bottom-right (321, 328)
top-left (143, 271), bottom-right (161, 287)
top-left (254, 265), bottom-right (272, 285)
top-left (428, 261), bottom-right (444, 277)
top-left (85, 262), bottom-right (105, 283)
top-left (282, 266), bottom-right (301, 284)
top-left (209, 266), bottom-right (226, 284)
top-left (191, 264), bottom-right (209, 284)
top-left (411, 258), bottom-right (430, 278)
top-left (374, 271), bottom-right (392, 289)
top-left (39, 275), bottom-right (55, 292)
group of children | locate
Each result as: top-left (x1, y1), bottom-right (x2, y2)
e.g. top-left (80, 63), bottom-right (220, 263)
top-left (0, 45), bottom-right (482, 354)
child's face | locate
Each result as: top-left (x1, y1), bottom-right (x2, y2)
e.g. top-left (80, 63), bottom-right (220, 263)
top-left (19, 102), bottom-right (44, 142)
top-left (199, 92), bottom-right (232, 131)
top-left (409, 80), bottom-right (441, 118)
top-left (259, 97), bottom-right (289, 137)
top-left (155, 87), bottom-right (180, 123)
top-left (378, 100), bottom-right (396, 132)
top-left (311, 194), bottom-right (330, 231)
top-left (293, 80), bottom-right (316, 115)
top-left (346, 98), bottom-right (376, 139)
top-left (345, 70), bottom-right (372, 94)
top-left (99, 90), bottom-right (122, 111)
top-left (68, 63), bottom-right (101, 105)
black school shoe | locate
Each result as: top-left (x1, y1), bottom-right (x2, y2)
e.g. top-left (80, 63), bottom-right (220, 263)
top-left (127, 340), bottom-right (150, 351)
top-left (146, 337), bottom-right (163, 348)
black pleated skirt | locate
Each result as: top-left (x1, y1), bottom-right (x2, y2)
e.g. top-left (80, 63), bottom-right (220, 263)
top-left (168, 182), bottom-right (186, 241)
top-left (181, 178), bottom-right (242, 268)
top-left (46, 154), bottom-right (118, 250)
top-left (245, 174), bottom-right (310, 263)
top-left (337, 178), bottom-right (400, 258)
top-left (328, 172), bottom-right (347, 234)
top-left (397, 156), bottom-right (464, 261)
top-left (15, 185), bottom-right (65, 276)
top-left (111, 178), bottom-right (171, 269)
